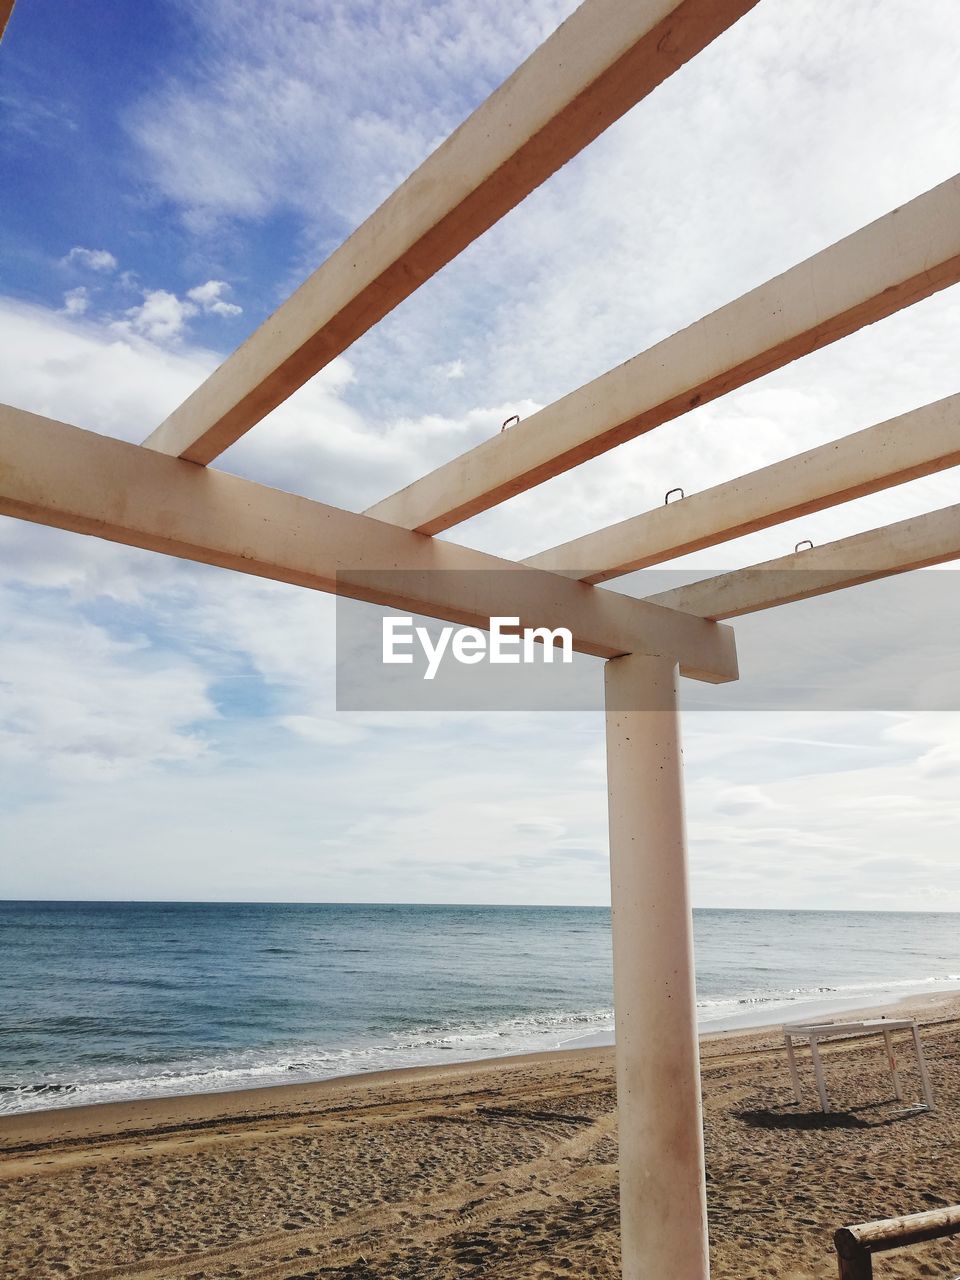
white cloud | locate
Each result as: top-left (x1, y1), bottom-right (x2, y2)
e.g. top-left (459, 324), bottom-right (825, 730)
top-left (127, 0), bottom-right (572, 229)
top-left (117, 289), bottom-right (198, 343)
top-left (279, 714), bottom-right (365, 746)
top-left (4, 1), bottom-right (960, 904)
top-left (0, 296), bottom-right (217, 439)
top-left (60, 286), bottom-right (88, 316)
top-left (186, 278), bottom-right (242, 317)
top-left (0, 296), bottom-right (389, 508)
top-left (3, 293), bottom-right (960, 907)
top-left (63, 246), bottom-right (118, 273)
top-left (711, 784), bottom-right (780, 816)
top-left (121, 0), bottom-right (960, 433)
top-left (685, 716), bottom-right (960, 911)
top-left (113, 0), bottom-right (960, 565)
top-left (111, 283), bottom-right (242, 344)
top-left (0, 587), bottom-right (215, 781)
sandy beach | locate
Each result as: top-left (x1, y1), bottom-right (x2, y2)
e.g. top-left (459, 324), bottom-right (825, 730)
top-left (2, 992), bottom-right (959, 1279)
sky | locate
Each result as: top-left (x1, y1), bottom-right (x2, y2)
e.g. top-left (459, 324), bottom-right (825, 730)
top-left (1, 0), bottom-right (959, 908)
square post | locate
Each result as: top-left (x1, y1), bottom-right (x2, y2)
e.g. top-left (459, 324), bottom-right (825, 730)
top-left (810, 1036), bottom-right (830, 1113)
top-left (604, 653), bottom-right (709, 1280)
top-left (881, 1028), bottom-right (903, 1102)
top-left (910, 1023), bottom-right (936, 1110)
top-left (784, 1032), bottom-right (804, 1104)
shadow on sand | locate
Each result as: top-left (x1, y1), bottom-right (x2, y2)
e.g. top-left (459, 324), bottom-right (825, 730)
top-left (735, 1102), bottom-right (928, 1131)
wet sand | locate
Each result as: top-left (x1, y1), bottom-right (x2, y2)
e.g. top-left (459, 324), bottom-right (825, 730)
top-left (2, 992), bottom-right (960, 1279)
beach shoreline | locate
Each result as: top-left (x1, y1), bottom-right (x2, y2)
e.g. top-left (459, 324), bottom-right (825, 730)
top-left (4, 982), bottom-right (958, 1137)
top-left (7, 901), bottom-right (959, 1124)
top-left (3, 990), bottom-right (960, 1278)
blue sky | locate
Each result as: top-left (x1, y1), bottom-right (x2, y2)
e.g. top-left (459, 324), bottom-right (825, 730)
top-left (1, 0), bottom-right (960, 906)
top-left (1, 0), bottom-right (330, 348)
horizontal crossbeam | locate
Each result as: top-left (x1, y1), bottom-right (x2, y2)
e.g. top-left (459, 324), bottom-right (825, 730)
top-left (645, 503), bottom-right (960, 619)
top-left (525, 393), bottom-right (960, 581)
top-left (836, 1204), bottom-right (960, 1270)
top-left (0, 405), bottom-right (737, 682)
top-left (368, 174), bottom-right (960, 534)
top-left (142, 0), bottom-right (756, 466)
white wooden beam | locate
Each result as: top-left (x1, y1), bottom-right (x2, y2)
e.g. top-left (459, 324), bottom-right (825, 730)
top-left (525, 393), bottom-right (960, 581)
top-left (368, 175), bottom-right (960, 534)
top-left (0, 405), bottom-right (737, 682)
top-left (1, 1), bottom-right (15, 42)
top-left (142, 0), bottom-right (757, 466)
top-left (645, 503), bottom-right (960, 620)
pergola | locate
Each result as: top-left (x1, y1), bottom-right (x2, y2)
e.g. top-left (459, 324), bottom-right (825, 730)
top-left (2, 1), bottom-right (959, 1276)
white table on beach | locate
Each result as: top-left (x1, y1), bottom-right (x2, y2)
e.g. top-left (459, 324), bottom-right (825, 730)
top-left (783, 1019), bottom-right (935, 1114)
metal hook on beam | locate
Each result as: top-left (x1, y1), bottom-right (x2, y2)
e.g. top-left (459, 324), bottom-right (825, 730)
top-left (501, 414), bottom-right (520, 433)
top-left (664, 487), bottom-right (684, 505)
top-left (795, 539), bottom-right (814, 553)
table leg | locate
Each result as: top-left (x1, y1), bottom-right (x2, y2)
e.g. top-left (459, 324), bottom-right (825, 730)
top-left (784, 1033), bottom-right (803, 1104)
top-left (882, 1027), bottom-right (903, 1102)
top-left (810, 1035), bottom-right (830, 1113)
top-left (911, 1023), bottom-right (936, 1111)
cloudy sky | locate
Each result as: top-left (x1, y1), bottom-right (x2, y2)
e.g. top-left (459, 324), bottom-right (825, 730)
top-left (1, 0), bottom-right (959, 908)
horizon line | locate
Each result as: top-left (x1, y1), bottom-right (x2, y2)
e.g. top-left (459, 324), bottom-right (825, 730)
top-left (0, 898), bottom-right (955, 915)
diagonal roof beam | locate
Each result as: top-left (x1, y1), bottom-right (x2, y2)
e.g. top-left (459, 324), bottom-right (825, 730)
top-left (524, 392), bottom-right (960, 582)
top-left (367, 174), bottom-right (960, 534)
top-left (0, 404), bottom-right (737, 683)
top-left (1, 1), bottom-right (15, 43)
top-left (644, 503), bottom-right (960, 620)
top-left (142, 0), bottom-right (757, 466)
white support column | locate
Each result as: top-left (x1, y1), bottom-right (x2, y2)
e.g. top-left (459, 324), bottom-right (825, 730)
top-left (604, 653), bottom-right (709, 1280)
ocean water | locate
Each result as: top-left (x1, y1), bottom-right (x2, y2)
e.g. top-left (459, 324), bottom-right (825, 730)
top-left (1, 902), bottom-right (958, 1115)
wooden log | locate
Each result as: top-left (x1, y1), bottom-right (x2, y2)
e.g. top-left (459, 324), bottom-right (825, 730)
top-left (835, 1204), bottom-right (960, 1258)
top-left (839, 1244), bottom-right (875, 1274)
top-left (835, 1247), bottom-right (872, 1280)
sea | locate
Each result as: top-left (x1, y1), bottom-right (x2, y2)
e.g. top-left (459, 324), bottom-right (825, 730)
top-left (1, 902), bottom-right (958, 1116)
